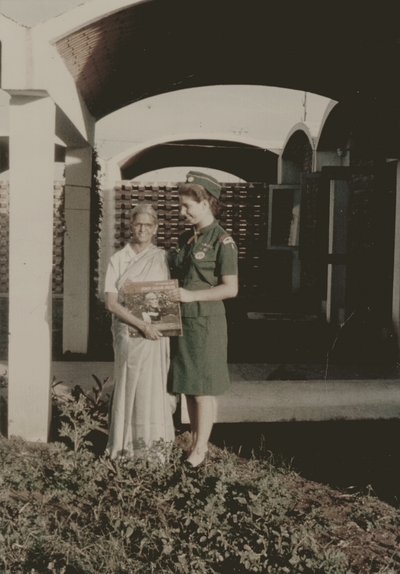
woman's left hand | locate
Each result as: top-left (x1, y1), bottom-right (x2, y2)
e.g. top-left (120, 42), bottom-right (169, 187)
top-left (142, 323), bottom-right (163, 340)
top-left (169, 287), bottom-right (195, 303)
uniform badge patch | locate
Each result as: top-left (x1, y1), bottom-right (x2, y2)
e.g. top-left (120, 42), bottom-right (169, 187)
top-left (195, 252), bottom-right (205, 260)
top-left (222, 236), bottom-right (235, 245)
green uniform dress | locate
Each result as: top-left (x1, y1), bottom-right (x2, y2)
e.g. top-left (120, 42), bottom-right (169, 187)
top-left (169, 219), bottom-right (238, 396)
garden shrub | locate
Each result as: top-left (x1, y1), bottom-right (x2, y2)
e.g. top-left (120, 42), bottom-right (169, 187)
top-left (0, 391), bottom-right (353, 573)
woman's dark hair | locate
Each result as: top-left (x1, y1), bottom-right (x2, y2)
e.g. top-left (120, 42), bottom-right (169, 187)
top-left (178, 183), bottom-right (223, 216)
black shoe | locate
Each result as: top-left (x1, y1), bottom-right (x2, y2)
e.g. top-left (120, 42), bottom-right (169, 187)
top-left (184, 450), bottom-right (210, 470)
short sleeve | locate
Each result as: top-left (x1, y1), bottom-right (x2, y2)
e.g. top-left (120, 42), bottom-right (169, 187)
top-left (217, 237), bottom-right (238, 276)
top-left (104, 256), bottom-right (119, 293)
top-left (160, 250), bottom-right (171, 279)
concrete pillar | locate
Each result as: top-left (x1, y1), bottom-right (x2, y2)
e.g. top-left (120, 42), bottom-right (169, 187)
top-left (62, 146), bottom-right (92, 354)
top-left (8, 95), bottom-right (55, 441)
top-left (98, 159), bottom-right (120, 301)
top-left (391, 162), bottom-right (400, 346)
top-left (326, 179), bottom-right (349, 324)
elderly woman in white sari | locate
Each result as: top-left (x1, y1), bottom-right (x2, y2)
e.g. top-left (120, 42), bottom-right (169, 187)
top-left (104, 204), bottom-right (175, 460)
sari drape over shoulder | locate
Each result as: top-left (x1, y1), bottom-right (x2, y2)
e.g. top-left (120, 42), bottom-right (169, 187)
top-left (106, 244), bottom-right (175, 460)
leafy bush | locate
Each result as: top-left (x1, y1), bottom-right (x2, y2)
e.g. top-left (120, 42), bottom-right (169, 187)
top-left (0, 393), bottom-right (355, 574)
top-left (3, 385), bottom-right (400, 573)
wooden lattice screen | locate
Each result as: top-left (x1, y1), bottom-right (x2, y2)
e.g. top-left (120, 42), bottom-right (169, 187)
top-left (0, 181), bottom-right (65, 295)
top-left (114, 181), bottom-right (269, 299)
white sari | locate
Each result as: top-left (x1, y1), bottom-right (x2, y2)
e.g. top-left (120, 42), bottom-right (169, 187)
top-left (106, 245), bottom-right (175, 460)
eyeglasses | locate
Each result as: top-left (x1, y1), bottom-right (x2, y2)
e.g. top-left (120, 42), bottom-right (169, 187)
top-left (132, 223), bottom-right (155, 230)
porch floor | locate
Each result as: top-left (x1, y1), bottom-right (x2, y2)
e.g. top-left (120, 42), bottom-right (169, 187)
top-left (2, 361), bottom-right (400, 424)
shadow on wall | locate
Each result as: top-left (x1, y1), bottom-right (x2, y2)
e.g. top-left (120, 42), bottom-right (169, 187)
top-left (224, 298), bottom-right (398, 365)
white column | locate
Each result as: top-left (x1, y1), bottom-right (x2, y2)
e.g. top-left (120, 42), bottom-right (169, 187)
top-left (62, 146), bottom-right (92, 354)
top-left (326, 179), bottom-right (348, 324)
top-left (98, 159), bottom-right (120, 301)
top-left (8, 95), bottom-right (55, 441)
top-left (392, 162), bottom-right (400, 347)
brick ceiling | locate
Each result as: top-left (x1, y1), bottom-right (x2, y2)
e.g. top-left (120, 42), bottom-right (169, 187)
top-left (55, 0), bottom-right (400, 120)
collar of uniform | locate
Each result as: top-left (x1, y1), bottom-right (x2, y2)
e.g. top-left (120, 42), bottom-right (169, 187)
top-left (187, 219), bottom-right (218, 244)
top-left (196, 218), bottom-right (218, 236)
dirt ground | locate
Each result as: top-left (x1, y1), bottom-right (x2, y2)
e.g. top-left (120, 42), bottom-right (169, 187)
top-left (286, 474), bottom-right (400, 573)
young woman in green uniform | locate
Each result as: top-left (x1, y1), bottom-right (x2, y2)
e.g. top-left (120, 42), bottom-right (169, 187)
top-left (169, 171), bottom-right (239, 468)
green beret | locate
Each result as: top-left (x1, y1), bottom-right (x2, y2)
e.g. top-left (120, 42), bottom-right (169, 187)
top-left (185, 170), bottom-right (221, 199)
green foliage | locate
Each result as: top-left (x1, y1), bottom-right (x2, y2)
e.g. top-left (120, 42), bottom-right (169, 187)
top-left (349, 505), bottom-right (384, 532)
top-left (88, 148), bottom-right (114, 359)
top-left (89, 147), bottom-right (103, 297)
top-left (0, 370), bottom-right (7, 388)
top-left (70, 374), bottom-right (110, 430)
top-left (52, 374), bottom-right (110, 431)
top-left (1, 395), bottom-right (398, 573)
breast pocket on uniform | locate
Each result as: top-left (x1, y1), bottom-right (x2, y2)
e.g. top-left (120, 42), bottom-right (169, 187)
top-left (194, 249), bottom-right (216, 270)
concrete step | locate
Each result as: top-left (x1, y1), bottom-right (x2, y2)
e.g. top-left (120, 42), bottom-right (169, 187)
top-left (1, 361), bottom-right (400, 423)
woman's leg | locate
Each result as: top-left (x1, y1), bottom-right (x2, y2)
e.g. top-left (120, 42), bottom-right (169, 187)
top-left (185, 395), bottom-right (198, 451)
top-left (185, 395), bottom-right (214, 467)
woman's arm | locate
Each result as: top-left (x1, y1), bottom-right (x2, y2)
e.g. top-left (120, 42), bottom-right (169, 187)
top-left (169, 274), bottom-right (238, 303)
top-left (142, 311), bottom-right (152, 323)
top-left (105, 292), bottom-right (163, 340)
